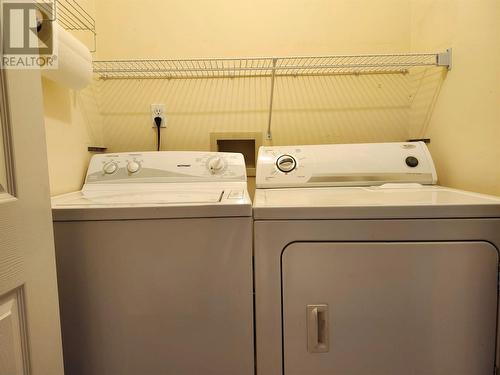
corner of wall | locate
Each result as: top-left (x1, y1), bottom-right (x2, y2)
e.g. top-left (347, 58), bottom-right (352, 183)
top-left (409, 0), bottom-right (500, 196)
top-left (42, 77), bottom-right (104, 196)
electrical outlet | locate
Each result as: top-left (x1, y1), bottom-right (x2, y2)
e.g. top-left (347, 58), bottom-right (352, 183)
top-left (151, 104), bottom-right (167, 128)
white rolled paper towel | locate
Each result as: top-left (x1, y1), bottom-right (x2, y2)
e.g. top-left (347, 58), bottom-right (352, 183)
top-left (40, 22), bottom-right (92, 90)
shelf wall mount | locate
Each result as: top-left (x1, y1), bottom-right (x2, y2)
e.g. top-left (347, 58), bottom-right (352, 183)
top-left (36, 0), bottom-right (96, 52)
top-left (437, 48), bottom-right (452, 70)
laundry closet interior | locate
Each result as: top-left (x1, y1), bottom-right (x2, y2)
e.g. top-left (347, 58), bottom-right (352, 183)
top-left (0, 1), bottom-right (499, 375)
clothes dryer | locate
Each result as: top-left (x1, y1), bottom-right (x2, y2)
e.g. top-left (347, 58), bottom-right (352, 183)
top-left (253, 142), bottom-right (500, 375)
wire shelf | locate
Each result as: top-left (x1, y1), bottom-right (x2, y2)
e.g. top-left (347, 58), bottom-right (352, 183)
top-left (92, 50), bottom-right (452, 140)
top-left (93, 51), bottom-right (451, 80)
top-left (36, 0), bottom-right (96, 52)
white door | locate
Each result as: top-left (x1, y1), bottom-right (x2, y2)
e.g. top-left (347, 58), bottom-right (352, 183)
top-left (0, 67), bottom-right (64, 374)
top-left (282, 242), bottom-right (498, 375)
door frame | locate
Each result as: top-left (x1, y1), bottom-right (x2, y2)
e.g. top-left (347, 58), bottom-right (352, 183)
top-left (0, 11), bottom-right (16, 197)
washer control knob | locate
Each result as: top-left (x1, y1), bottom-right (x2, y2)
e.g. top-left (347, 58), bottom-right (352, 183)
top-left (276, 155), bottom-right (297, 173)
top-left (103, 161), bottom-right (118, 174)
top-left (208, 157), bottom-right (226, 174)
top-left (127, 160), bottom-right (141, 174)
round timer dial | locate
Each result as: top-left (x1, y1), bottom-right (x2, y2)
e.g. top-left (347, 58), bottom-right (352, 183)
top-left (276, 155), bottom-right (297, 173)
top-left (103, 161), bottom-right (118, 174)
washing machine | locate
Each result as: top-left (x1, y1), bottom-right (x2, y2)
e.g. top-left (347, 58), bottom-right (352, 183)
top-left (253, 142), bottom-right (500, 375)
top-left (52, 151), bottom-right (253, 375)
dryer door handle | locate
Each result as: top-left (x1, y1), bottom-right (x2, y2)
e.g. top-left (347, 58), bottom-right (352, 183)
top-left (307, 304), bottom-right (329, 353)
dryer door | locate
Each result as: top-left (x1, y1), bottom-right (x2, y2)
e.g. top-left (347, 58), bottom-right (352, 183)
top-left (282, 241), bottom-right (498, 375)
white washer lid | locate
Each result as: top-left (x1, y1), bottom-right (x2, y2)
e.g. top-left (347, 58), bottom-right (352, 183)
top-left (52, 185), bottom-right (251, 221)
top-left (253, 185), bottom-right (500, 220)
top-left (55, 189), bottom-right (225, 206)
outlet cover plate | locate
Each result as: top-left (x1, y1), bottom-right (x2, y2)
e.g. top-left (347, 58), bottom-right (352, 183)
top-left (151, 104), bottom-right (167, 128)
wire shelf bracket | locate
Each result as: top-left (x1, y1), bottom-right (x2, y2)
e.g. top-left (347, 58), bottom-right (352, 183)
top-left (266, 58), bottom-right (278, 140)
top-left (36, 0), bottom-right (96, 52)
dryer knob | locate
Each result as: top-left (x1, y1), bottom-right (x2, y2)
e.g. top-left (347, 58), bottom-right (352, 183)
top-left (405, 156), bottom-right (419, 168)
top-left (103, 162), bottom-right (118, 174)
top-left (127, 161), bottom-right (141, 174)
top-left (276, 155), bottom-right (297, 173)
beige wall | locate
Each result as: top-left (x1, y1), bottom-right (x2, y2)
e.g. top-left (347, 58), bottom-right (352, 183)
top-left (97, 74), bottom-right (417, 153)
top-left (410, 0), bottom-right (500, 196)
top-left (95, 0), bottom-right (411, 59)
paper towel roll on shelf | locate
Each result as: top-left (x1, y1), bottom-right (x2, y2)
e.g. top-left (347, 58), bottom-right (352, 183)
top-left (38, 20), bottom-right (93, 90)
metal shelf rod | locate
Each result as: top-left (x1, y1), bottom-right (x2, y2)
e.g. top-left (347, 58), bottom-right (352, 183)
top-left (267, 58), bottom-right (278, 140)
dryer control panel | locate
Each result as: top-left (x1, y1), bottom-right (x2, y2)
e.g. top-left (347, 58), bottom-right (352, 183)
top-left (256, 142), bottom-right (437, 188)
top-left (85, 151), bottom-right (247, 185)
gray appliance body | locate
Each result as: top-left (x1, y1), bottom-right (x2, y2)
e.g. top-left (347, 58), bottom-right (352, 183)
top-left (54, 216), bottom-right (253, 375)
top-left (254, 216), bottom-right (500, 375)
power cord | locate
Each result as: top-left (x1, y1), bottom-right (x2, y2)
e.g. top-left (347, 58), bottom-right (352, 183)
top-left (154, 116), bottom-right (162, 151)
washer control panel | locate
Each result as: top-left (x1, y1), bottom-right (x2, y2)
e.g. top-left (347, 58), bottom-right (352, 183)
top-left (256, 142), bottom-right (437, 188)
top-left (85, 151), bottom-right (247, 185)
